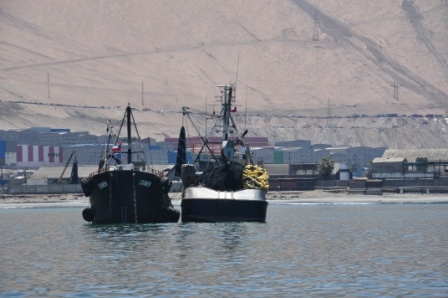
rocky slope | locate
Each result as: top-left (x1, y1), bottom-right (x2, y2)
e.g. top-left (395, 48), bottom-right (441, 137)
top-left (1, 0), bottom-right (447, 148)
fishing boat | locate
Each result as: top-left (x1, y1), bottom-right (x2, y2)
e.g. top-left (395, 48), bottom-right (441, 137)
top-left (179, 84), bottom-right (269, 222)
top-left (80, 104), bottom-right (180, 224)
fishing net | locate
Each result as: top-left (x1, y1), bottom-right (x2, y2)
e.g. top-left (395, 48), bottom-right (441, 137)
top-left (195, 162), bottom-right (245, 191)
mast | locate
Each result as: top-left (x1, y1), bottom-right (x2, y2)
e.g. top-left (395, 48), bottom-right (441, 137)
top-left (222, 85), bottom-right (232, 141)
top-left (126, 105), bottom-right (132, 164)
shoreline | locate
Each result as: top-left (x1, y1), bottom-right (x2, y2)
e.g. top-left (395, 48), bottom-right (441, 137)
top-left (1, 190), bottom-right (448, 205)
top-left (266, 190), bottom-right (448, 204)
top-left (0, 194), bottom-right (89, 206)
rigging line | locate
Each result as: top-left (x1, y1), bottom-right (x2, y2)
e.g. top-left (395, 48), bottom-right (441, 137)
top-left (182, 111), bottom-right (194, 159)
top-left (146, 132), bottom-right (153, 169)
top-left (130, 109), bottom-right (151, 167)
top-left (101, 120), bottom-right (112, 163)
top-left (244, 72), bottom-right (249, 131)
top-left (114, 108), bottom-right (128, 146)
top-left (185, 121), bottom-right (194, 160)
top-left (183, 108), bottom-right (219, 162)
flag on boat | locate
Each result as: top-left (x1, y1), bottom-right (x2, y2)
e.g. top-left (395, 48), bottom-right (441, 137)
top-left (112, 144), bottom-right (121, 152)
top-left (112, 143), bottom-right (122, 160)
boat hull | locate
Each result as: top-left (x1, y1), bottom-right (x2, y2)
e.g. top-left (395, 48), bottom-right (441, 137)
top-left (81, 170), bottom-right (180, 224)
top-left (181, 188), bottom-right (268, 222)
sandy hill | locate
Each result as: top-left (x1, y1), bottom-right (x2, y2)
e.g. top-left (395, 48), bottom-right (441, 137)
top-left (1, 0), bottom-right (447, 149)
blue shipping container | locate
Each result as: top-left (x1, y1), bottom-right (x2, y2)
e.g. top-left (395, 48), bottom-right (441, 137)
top-left (167, 151), bottom-right (176, 164)
top-left (0, 140), bottom-right (5, 165)
top-left (167, 150), bottom-right (194, 164)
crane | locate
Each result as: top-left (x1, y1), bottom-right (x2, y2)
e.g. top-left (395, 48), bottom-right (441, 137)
top-left (56, 151), bottom-right (76, 184)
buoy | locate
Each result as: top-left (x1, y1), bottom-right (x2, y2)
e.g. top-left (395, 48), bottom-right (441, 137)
top-left (82, 208), bottom-right (94, 222)
top-left (161, 177), bottom-right (172, 194)
top-left (80, 178), bottom-right (92, 197)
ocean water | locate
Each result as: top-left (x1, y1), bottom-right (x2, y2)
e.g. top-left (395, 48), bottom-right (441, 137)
top-left (1, 200), bottom-right (447, 297)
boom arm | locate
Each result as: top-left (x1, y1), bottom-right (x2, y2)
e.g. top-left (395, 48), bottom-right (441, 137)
top-left (56, 151), bottom-right (76, 184)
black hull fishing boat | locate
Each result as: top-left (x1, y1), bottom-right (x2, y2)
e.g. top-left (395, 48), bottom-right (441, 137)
top-left (81, 105), bottom-right (180, 224)
top-left (179, 84), bottom-right (269, 222)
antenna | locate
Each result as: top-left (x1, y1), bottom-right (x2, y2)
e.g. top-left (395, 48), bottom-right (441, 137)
top-left (205, 95), bottom-right (208, 139)
top-left (244, 72), bottom-right (249, 131)
top-left (234, 45), bottom-right (241, 89)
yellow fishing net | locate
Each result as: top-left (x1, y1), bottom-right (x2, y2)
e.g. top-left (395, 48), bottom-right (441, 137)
top-left (242, 164), bottom-right (269, 191)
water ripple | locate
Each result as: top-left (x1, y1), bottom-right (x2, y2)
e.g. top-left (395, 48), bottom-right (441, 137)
top-left (1, 204), bottom-right (447, 297)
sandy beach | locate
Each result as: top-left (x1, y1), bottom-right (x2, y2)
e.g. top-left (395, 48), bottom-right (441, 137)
top-left (1, 190), bottom-right (447, 205)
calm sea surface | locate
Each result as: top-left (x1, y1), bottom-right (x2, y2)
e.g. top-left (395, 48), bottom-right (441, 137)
top-left (1, 199), bottom-right (447, 297)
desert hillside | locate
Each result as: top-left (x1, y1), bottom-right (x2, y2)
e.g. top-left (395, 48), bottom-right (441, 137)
top-left (1, 0), bottom-right (447, 149)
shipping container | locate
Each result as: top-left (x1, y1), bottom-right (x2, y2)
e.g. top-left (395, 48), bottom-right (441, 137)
top-left (274, 150), bottom-right (283, 164)
top-left (167, 150), bottom-right (194, 164)
top-left (5, 152), bottom-right (16, 166)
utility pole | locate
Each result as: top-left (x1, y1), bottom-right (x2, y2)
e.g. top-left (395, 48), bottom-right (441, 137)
top-left (393, 79), bottom-right (399, 100)
top-left (325, 99), bottom-right (334, 146)
top-left (47, 72), bottom-right (50, 99)
top-left (313, 8), bottom-right (319, 42)
top-left (326, 99), bottom-right (332, 128)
